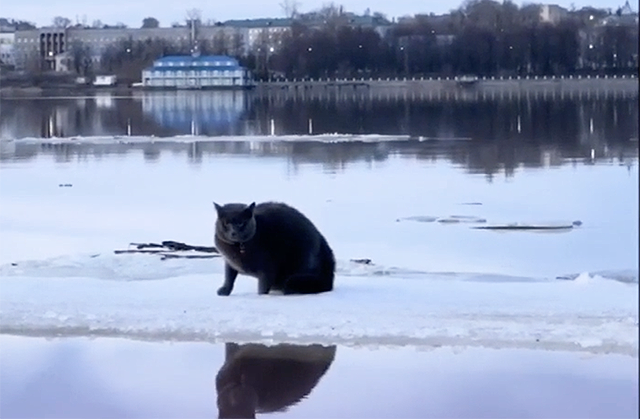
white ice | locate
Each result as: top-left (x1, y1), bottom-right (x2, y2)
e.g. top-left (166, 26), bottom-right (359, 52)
top-left (0, 135), bottom-right (637, 355)
top-left (2, 134), bottom-right (412, 144)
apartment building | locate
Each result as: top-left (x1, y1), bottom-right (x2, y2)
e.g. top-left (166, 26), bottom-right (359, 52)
top-left (11, 13), bottom-right (392, 71)
top-left (0, 31), bottom-right (15, 67)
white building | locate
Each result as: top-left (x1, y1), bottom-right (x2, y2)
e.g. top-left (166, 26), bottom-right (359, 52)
top-left (141, 55), bottom-right (253, 89)
top-left (0, 31), bottom-right (15, 67)
top-left (539, 4), bottom-right (568, 24)
top-left (94, 74), bottom-right (117, 86)
top-left (222, 18), bottom-right (291, 51)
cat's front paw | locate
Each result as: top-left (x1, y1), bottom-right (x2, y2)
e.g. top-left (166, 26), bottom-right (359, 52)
top-left (217, 286), bottom-right (232, 296)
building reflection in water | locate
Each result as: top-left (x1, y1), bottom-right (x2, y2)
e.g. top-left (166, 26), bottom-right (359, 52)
top-left (139, 90), bottom-right (249, 136)
top-left (215, 342), bottom-right (336, 419)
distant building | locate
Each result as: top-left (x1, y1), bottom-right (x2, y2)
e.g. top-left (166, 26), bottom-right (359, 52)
top-left (220, 13), bottom-right (392, 52)
top-left (94, 74), bottom-right (117, 86)
top-left (53, 50), bottom-right (72, 72)
top-left (539, 4), bottom-right (568, 24)
top-left (13, 28), bottom-right (66, 70)
top-left (343, 13), bottom-right (393, 38)
top-left (141, 55), bottom-right (253, 89)
top-left (222, 18), bottom-right (291, 52)
top-left (13, 25), bottom-right (248, 70)
top-left (0, 31), bottom-right (15, 67)
top-left (599, 0), bottom-right (639, 26)
top-left (619, 0), bottom-right (635, 15)
top-left (10, 12), bottom-right (392, 71)
top-left (66, 26), bottom-right (194, 65)
top-left (576, 0), bottom-right (639, 71)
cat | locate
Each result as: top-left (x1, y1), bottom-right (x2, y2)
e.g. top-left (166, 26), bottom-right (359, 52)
top-left (214, 201), bottom-right (335, 296)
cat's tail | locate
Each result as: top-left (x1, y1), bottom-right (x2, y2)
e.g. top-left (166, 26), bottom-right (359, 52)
top-left (284, 238), bottom-right (335, 294)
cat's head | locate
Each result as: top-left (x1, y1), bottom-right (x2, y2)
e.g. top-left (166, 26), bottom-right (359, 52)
top-left (217, 378), bottom-right (258, 419)
top-left (214, 202), bottom-right (257, 243)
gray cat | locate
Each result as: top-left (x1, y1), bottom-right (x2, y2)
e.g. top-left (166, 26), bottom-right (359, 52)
top-left (214, 201), bottom-right (335, 296)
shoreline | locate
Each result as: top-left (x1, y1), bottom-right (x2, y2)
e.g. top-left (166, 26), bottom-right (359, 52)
top-left (256, 75), bottom-right (639, 93)
top-left (1, 75), bottom-right (638, 97)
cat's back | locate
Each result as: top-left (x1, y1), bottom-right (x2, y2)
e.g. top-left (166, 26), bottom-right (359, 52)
top-left (254, 202), bottom-right (318, 235)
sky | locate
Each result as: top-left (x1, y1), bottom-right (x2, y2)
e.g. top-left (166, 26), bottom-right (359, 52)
top-left (1, 0), bottom-right (633, 28)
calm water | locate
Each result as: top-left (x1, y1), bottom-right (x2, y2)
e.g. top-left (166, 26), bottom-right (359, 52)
top-left (1, 90), bottom-right (638, 180)
top-left (1, 89), bottom-right (638, 142)
top-left (0, 336), bottom-right (637, 419)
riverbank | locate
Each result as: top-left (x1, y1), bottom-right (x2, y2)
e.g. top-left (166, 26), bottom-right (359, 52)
top-left (0, 85), bottom-right (137, 97)
top-left (255, 75), bottom-right (639, 94)
top-left (1, 75), bottom-right (637, 97)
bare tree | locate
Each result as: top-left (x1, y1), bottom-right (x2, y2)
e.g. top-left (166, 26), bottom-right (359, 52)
top-left (24, 50), bottom-right (43, 74)
top-left (92, 19), bottom-right (103, 28)
top-left (230, 31), bottom-right (245, 56)
top-left (280, 0), bottom-right (301, 18)
top-left (318, 2), bottom-right (344, 19)
top-left (315, 3), bottom-right (349, 32)
top-left (211, 30), bottom-right (230, 54)
top-left (186, 8), bottom-right (202, 24)
top-left (70, 40), bottom-right (92, 75)
top-left (52, 16), bottom-right (72, 28)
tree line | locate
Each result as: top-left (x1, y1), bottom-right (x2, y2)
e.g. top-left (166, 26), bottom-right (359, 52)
top-left (8, 0), bottom-right (637, 80)
top-left (260, 0), bottom-right (638, 79)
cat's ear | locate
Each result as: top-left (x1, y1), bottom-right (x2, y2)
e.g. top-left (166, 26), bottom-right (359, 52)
top-left (245, 202), bottom-right (256, 216)
top-left (213, 202), bottom-right (222, 215)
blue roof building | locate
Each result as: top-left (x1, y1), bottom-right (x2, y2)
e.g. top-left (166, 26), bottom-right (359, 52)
top-left (142, 55), bottom-right (254, 89)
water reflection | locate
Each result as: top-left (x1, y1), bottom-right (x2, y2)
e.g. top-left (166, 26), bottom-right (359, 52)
top-left (252, 90), bottom-right (639, 142)
top-left (2, 138), bottom-right (637, 180)
top-left (0, 90), bottom-right (637, 144)
top-left (215, 342), bottom-right (336, 418)
top-left (140, 91), bottom-right (248, 136)
top-left (0, 336), bottom-right (637, 418)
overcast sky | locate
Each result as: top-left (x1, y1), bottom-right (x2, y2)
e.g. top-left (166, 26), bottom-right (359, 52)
top-left (2, 0), bottom-right (632, 27)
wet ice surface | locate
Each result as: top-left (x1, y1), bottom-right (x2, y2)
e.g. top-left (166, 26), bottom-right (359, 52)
top-left (0, 136), bottom-right (638, 354)
top-left (0, 336), bottom-right (637, 419)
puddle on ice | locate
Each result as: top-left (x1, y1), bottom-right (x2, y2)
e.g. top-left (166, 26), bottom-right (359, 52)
top-left (0, 335), bottom-right (637, 419)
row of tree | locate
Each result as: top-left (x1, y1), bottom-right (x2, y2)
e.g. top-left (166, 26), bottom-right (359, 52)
top-left (259, 1), bottom-right (638, 79)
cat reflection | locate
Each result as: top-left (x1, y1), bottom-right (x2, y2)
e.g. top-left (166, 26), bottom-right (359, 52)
top-left (215, 342), bottom-right (337, 418)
